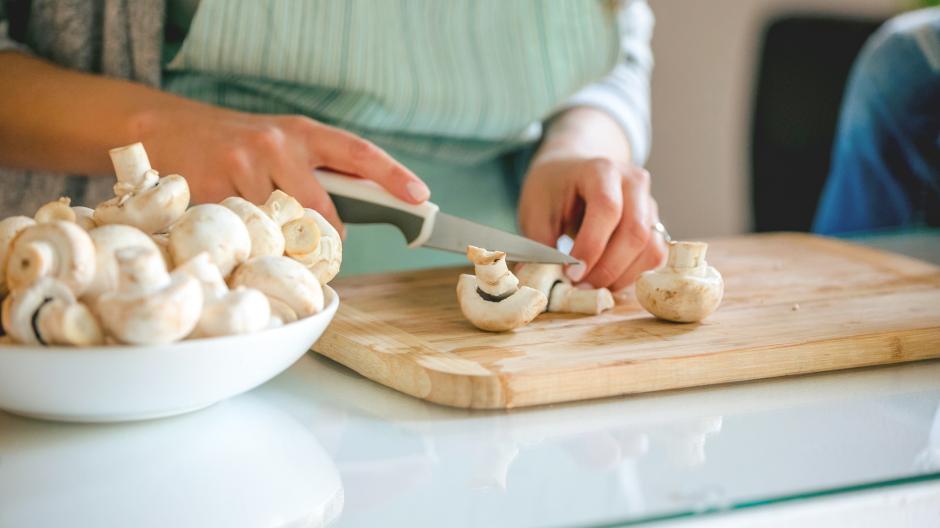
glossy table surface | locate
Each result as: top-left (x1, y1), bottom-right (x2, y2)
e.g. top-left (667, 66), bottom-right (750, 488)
top-left (1, 231), bottom-right (938, 528)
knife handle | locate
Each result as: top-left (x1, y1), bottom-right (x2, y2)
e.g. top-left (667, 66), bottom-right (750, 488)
top-left (314, 170), bottom-right (439, 248)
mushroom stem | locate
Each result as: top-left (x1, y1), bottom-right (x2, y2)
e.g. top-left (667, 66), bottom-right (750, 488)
top-left (116, 246), bottom-right (171, 294)
top-left (109, 142), bottom-right (154, 192)
top-left (547, 283), bottom-right (614, 315)
top-left (667, 241), bottom-right (708, 270)
top-left (36, 299), bottom-right (104, 346)
top-left (260, 190), bottom-right (304, 227)
top-left (466, 245), bottom-right (518, 297)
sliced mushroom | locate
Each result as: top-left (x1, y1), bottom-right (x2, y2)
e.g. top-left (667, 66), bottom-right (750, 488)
top-left (4, 221), bottom-right (96, 296)
top-left (221, 196), bottom-right (285, 258)
top-left (456, 246), bottom-right (546, 332)
top-left (515, 263), bottom-right (614, 315)
top-left (0, 215), bottom-right (36, 297)
top-left (230, 256), bottom-right (324, 321)
top-left (636, 241), bottom-right (723, 323)
top-left (1, 277), bottom-right (103, 346)
top-left (176, 252), bottom-right (271, 338)
top-left (96, 246), bottom-right (203, 344)
top-left (94, 142), bottom-right (190, 234)
top-left (283, 208), bottom-right (343, 284)
top-left (83, 224), bottom-right (162, 303)
top-left (34, 197), bottom-right (77, 224)
top-left (168, 204), bottom-right (252, 278)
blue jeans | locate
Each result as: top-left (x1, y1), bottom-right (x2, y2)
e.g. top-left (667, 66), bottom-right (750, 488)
top-left (813, 8), bottom-right (940, 234)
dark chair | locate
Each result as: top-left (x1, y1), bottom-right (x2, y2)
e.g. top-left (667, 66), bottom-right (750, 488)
top-left (750, 14), bottom-right (884, 232)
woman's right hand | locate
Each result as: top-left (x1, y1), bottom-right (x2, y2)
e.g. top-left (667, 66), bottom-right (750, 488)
top-left (136, 105), bottom-right (430, 236)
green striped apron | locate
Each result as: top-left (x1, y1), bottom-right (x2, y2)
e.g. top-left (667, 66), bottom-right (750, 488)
top-left (164, 0), bottom-right (619, 274)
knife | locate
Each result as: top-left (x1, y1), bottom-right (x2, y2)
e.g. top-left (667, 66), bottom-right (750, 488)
top-left (315, 170), bottom-right (579, 265)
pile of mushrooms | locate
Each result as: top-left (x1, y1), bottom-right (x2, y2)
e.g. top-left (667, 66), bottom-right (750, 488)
top-left (456, 246), bottom-right (615, 332)
top-left (0, 142), bottom-right (342, 346)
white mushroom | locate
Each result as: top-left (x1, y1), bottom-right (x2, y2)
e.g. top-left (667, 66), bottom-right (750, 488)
top-left (94, 142), bottom-right (190, 234)
top-left (168, 204), bottom-right (252, 278)
top-left (0, 215), bottom-right (36, 297)
top-left (1, 277), bottom-right (103, 346)
top-left (4, 221), bottom-right (96, 296)
top-left (83, 224), bottom-right (162, 303)
top-left (456, 246), bottom-right (546, 332)
top-left (221, 196), bottom-right (285, 258)
top-left (176, 252), bottom-right (271, 338)
top-left (150, 233), bottom-right (173, 269)
top-left (34, 197), bottom-right (76, 224)
top-left (96, 246), bottom-right (203, 344)
top-left (72, 207), bottom-right (98, 230)
top-left (636, 241), bottom-right (723, 323)
top-left (283, 208), bottom-right (343, 284)
top-left (515, 263), bottom-right (614, 315)
top-left (230, 256), bottom-right (324, 321)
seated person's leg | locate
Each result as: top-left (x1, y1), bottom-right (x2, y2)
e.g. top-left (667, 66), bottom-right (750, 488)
top-left (813, 9), bottom-right (940, 234)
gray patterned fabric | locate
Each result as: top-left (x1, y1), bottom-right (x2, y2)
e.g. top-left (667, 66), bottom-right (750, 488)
top-left (0, 0), bottom-right (166, 217)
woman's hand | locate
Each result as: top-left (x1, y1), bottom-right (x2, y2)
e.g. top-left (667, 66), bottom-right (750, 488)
top-left (518, 108), bottom-right (665, 291)
top-left (138, 105), bottom-right (429, 235)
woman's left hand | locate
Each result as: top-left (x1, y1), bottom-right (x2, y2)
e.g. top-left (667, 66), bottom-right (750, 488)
top-left (517, 108), bottom-right (666, 291)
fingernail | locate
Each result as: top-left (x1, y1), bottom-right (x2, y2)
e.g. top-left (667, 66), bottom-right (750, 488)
top-left (575, 282), bottom-right (593, 290)
top-left (406, 181), bottom-right (430, 202)
top-left (565, 262), bottom-right (585, 282)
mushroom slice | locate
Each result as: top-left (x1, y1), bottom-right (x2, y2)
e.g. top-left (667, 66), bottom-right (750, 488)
top-left (456, 274), bottom-right (546, 332)
top-left (1, 277), bottom-right (103, 345)
top-left (176, 252), bottom-right (271, 338)
top-left (84, 224), bottom-right (162, 303)
top-left (515, 263), bottom-right (614, 315)
top-left (283, 208), bottom-right (343, 285)
top-left (230, 256), bottom-right (324, 319)
top-left (636, 241), bottom-right (723, 323)
top-left (221, 197), bottom-right (285, 258)
top-left (34, 197), bottom-right (77, 224)
top-left (97, 246), bottom-right (203, 344)
top-left (168, 204), bottom-right (252, 278)
top-left (71, 207), bottom-right (98, 230)
top-left (93, 143), bottom-right (190, 234)
top-left (5, 221), bottom-right (96, 296)
top-left (456, 245), bottom-right (547, 332)
top-left (0, 215), bottom-right (36, 297)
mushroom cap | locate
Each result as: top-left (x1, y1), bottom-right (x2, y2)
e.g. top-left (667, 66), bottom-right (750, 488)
top-left (192, 287), bottom-right (271, 338)
top-left (5, 221), bottom-right (96, 296)
top-left (169, 204), bottom-right (252, 278)
top-left (230, 255), bottom-right (324, 319)
top-left (84, 224), bottom-right (162, 301)
top-left (260, 190), bottom-right (305, 227)
top-left (456, 274), bottom-right (546, 332)
top-left (636, 265), bottom-right (723, 323)
top-left (34, 197), bottom-right (76, 224)
top-left (0, 215), bottom-right (37, 297)
top-left (1, 277), bottom-right (76, 344)
top-left (71, 206), bottom-right (98, 230)
top-left (221, 197), bottom-right (286, 258)
top-left (150, 233), bottom-right (174, 269)
top-left (97, 249), bottom-right (203, 345)
top-left (94, 174), bottom-right (190, 234)
top-left (285, 208), bottom-right (343, 285)
top-left (175, 252), bottom-right (229, 300)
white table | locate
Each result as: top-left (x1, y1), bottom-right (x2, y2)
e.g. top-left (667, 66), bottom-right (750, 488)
top-left (1, 232), bottom-right (939, 528)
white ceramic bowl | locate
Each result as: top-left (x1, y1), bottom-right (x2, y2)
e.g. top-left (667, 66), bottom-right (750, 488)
top-left (0, 287), bottom-right (339, 423)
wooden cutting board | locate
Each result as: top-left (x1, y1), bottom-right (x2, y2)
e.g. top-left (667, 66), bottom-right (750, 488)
top-left (312, 233), bottom-right (940, 409)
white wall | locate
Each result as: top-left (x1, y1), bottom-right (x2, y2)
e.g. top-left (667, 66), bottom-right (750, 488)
top-left (646, 0), bottom-right (903, 239)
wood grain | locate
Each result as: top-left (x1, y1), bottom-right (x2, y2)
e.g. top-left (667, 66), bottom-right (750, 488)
top-left (312, 233), bottom-right (940, 409)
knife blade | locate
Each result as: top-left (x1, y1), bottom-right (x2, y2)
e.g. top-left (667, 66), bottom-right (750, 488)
top-left (315, 170), bottom-right (579, 265)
